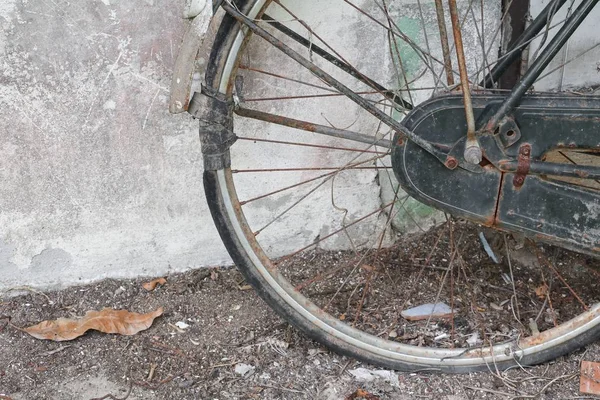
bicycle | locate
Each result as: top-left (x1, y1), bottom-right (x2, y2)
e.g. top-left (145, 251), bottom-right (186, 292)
top-left (171, 0), bottom-right (600, 372)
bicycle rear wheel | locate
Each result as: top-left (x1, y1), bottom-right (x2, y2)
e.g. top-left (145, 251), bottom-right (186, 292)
top-left (199, 0), bottom-right (600, 372)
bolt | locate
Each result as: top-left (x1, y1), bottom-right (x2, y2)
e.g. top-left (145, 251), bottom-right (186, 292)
top-left (514, 176), bottom-right (524, 185)
top-left (521, 146), bottom-right (531, 156)
top-left (464, 145), bottom-right (482, 165)
top-left (445, 157), bottom-right (458, 169)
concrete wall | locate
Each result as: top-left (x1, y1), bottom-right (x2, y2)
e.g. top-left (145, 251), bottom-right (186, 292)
top-left (1, 0), bottom-right (595, 291)
top-left (530, 0), bottom-right (600, 91)
top-left (0, 0), bottom-right (229, 290)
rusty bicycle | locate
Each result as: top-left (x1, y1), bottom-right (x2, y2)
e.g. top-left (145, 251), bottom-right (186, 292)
top-left (172, 0), bottom-right (600, 372)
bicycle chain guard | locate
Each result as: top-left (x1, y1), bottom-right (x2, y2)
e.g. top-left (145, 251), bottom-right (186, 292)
top-left (392, 94), bottom-right (600, 256)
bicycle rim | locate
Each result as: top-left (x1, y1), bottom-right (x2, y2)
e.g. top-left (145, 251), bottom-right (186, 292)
top-left (202, 0), bottom-right (600, 372)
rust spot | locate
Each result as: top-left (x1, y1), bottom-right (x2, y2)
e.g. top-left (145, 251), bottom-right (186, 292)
top-left (513, 143), bottom-right (531, 188)
top-left (444, 156), bottom-right (458, 170)
top-left (575, 169), bottom-right (590, 178)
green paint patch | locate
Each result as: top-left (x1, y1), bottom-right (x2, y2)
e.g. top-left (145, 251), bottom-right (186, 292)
top-left (387, 12), bottom-right (444, 234)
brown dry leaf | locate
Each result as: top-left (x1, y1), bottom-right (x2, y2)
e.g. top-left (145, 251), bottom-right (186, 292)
top-left (24, 307), bottom-right (163, 341)
top-left (142, 278), bottom-right (167, 291)
top-left (535, 283), bottom-right (549, 299)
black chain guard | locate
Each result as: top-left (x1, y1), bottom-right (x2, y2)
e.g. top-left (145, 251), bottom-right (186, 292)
top-left (391, 94), bottom-right (600, 256)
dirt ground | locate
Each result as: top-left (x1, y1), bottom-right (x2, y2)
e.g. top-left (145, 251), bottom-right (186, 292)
top-left (2, 234), bottom-right (600, 399)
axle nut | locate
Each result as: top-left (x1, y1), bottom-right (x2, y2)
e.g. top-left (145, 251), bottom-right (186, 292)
top-left (464, 146), bottom-right (482, 165)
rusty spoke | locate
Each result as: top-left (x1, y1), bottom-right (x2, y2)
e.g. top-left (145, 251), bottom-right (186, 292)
top-left (233, 166), bottom-right (391, 173)
top-left (238, 64), bottom-right (337, 93)
top-left (237, 137), bottom-right (388, 155)
top-left (535, 247), bottom-right (589, 311)
top-left (275, 202), bottom-right (394, 265)
top-left (243, 91), bottom-right (396, 104)
top-left (344, 0), bottom-right (453, 83)
top-left (239, 157), bottom-right (387, 206)
top-left (236, 107), bottom-right (393, 148)
top-left (272, 0), bottom-right (413, 111)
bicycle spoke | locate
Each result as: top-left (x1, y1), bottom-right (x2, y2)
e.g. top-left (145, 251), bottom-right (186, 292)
top-left (235, 107), bottom-right (393, 148)
top-left (276, 202), bottom-right (394, 265)
top-left (239, 64), bottom-right (337, 93)
top-left (269, 1), bottom-right (413, 110)
top-left (259, 12), bottom-right (413, 110)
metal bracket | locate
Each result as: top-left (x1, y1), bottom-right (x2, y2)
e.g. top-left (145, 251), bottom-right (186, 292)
top-left (189, 86), bottom-right (237, 170)
top-left (513, 143), bottom-right (531, 188)
top-left (496, 116), bottom-right (521, 149)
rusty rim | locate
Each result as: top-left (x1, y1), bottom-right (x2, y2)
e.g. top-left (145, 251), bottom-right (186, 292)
top-left (206, 0), bottom-right (600, 369)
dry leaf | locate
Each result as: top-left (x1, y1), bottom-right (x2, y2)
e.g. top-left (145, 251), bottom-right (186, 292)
top-left (24, 307), bottom-right (163, 341)
top-left (535, 283), bottom-right (549, 299)
top-left (143, 278), bottom-right (167, 291)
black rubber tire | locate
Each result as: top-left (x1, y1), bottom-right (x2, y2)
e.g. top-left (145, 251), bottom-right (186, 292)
top-left (200, 1), bottom-right (600, 372)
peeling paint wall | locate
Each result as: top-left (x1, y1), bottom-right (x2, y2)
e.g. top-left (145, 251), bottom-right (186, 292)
top-left (0, 0), bottom-right (228, 290)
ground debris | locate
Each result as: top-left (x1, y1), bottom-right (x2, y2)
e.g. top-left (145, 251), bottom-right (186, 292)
top-left (24, 308), bottom-right (163, 341)
top-left (348, 368), bottom-right (399, 387)
top-left (142, 278), bottom-right (167, 292)
top-left (400, 303), bottom-right (454, 321)
top-left (581, 360), bottom-right (600, 395)
top-left (345, 388), bottom-right (380, 400)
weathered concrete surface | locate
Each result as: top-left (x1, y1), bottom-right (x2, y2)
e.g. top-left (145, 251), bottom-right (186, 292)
top-left (0, 0), bottom-right (500, 291)
top-left (0, 0), bottom-right (227, 290)
top-left (531, 0), bottom-right (600, 91)
top-left (3, 0), bottom-right (590, 292)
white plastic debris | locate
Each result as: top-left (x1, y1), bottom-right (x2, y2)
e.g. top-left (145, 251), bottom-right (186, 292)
top-left (175, 321), bottom-right (190, 330)
top-left (479, 232), bottom-right (500, 263)
top-left (434, 333), bottom-right (449, 341)
top-left (234, 363), bottom-right (255, 377)
top-left (401, 303), bottom-right (455, 321)
top-left (349, 368), bottom-right (400, 387)
top-left (466, 332), bottom-right (481, 347)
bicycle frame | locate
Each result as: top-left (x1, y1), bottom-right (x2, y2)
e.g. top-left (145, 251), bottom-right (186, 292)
top-left (481, 0), bottom-right (600, 131)
top-left (217, 0), bottom-right (600, 181)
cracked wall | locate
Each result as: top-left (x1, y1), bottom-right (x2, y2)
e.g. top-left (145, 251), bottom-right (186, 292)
top-left (0, 0), bottom-right (228, 291)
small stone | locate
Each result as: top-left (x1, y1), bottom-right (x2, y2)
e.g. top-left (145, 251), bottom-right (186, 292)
top-left (234, 363), bottom-right (255, 377)
top-left (466, 332), bottom-right (481, 347)
top-left (113, 286), bottom-right (126, 296)
top-left (388, 330), bottom-right (398, 338)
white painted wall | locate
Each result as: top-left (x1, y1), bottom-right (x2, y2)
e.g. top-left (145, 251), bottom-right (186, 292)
top-left (530, 0), bottom-right (600, 91)
top-left (0, 0), bottom-right (229, 291)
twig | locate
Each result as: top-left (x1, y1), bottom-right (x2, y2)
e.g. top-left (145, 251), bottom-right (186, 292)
top-left (5, 286), bottom-right (52, 303)
top-left (504, 235), bottom-right (522, 325)
top-left (90, 381), bottom-right (133, 400)
top-left (40, 344), bottom-right (72, 357)
top-left (463, 385), bottom-right (512, 397)
top-left (146, 363), bottom-right (157, 382)
top-left (209, 361), bottom-right (239, 369)
top-left (258, 384), bottom-right (305, 394)
top-left (534, 247), bottom-right (588, 310)
top-left (509, 373), bottom-right (577, 399)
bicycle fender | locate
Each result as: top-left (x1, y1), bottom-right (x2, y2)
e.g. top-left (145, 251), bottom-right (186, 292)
top-left (169, 4), bottom-right (225, 114)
